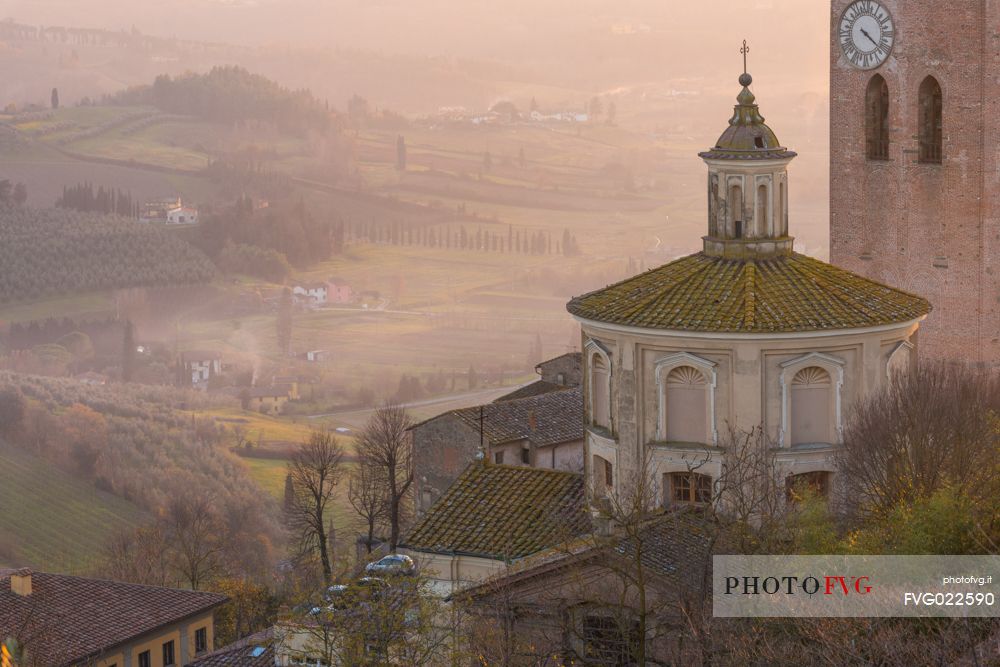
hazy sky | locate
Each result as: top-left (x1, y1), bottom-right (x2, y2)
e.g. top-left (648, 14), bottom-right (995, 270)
top-left (1, 0), bottom-right (831, 121)
top-left (1, 0), bottom-right (828, 76)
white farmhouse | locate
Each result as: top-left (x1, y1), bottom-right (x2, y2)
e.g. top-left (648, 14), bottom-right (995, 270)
top-left (292, 283), bottom-right (328, 304)
top-left (166, 206), bottom-right (199, 225)
top-left (180, 350), bottom-right (222, 386)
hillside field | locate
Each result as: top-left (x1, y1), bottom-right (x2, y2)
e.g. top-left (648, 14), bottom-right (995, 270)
top-left (0, 443), bottom-right (147, 573)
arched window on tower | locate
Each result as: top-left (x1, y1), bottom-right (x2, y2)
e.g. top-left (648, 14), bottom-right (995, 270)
top-left (865, 74), bottom-right (889, 160)
top-left (756, 184), bottom-right (768, 238)
top-left (918, 76), bottom-right (943, 164)
top-left (663, 366), bottom-right (709, 444)
top-left (790, 367), bottom-right (832, 445)
top-left (590, 353), bottom-right (610, 429)
top-left (728, 183), bottom-right (743, 239)
top-left (779, 180), bottom-right (786, 236)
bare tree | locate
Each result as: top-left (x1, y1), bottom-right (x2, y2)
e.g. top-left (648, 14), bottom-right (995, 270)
top-left (163, 493), bottom-right (226, 590)
top-left (101, 524), bottom-right (171, 587)
top-left (287, 431), bottom-right (345, 583)
top-left (838, 362), bottom-right (999, 518)
top-left (347, 460), bottom-right (388, 555)
top-left (356, 403), bottom-right (413, 551)
top-left (710, 425), bottom-right (789, 553)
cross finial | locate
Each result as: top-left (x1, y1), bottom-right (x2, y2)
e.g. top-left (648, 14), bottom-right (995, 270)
top-left (741, 40), bottom-right (749, 74)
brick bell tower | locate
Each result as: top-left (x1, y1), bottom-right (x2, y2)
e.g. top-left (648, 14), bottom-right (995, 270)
top-left (829, 0), bottom-right (999, 367)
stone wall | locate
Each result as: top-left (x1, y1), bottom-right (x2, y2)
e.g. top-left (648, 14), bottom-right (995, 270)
top-left (411, 413), bottom-right (481, 517)
top-left (537, 352), bottom-right (583, 386)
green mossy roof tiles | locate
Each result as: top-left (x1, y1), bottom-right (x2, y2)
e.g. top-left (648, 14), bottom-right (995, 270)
top-left (402, 463), bottom-right (589, 560)
top-left (566, 252), bottom-right (930, 333)
top-left (452, 386), bottom-right (583, 447)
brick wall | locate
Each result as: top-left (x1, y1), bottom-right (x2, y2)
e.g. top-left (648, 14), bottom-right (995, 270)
top-left (829, 0), bottom-right (999, 366)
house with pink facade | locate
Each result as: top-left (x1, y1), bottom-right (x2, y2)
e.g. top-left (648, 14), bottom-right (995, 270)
top-left (327, 277), bottom-right (353, 304)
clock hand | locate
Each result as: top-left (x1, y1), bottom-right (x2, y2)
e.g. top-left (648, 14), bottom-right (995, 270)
top-left (860, 27), bottom-right (880, 48)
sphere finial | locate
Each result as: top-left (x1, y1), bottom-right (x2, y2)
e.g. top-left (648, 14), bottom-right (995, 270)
top-left (739, 72), bottom-right (753, 87)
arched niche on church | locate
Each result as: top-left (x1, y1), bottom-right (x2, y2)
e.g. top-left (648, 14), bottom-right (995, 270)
top-left (778, 352), bottom-right (845, 447)
top-left (654, 352), bottom-right (719, 446)
top-left (585, 339), bottom-right (613, 431)
top-left (885, 340), bottom-right (915, 380)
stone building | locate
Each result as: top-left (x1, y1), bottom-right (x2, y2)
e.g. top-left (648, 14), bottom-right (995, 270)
top-left (494, 352), bottom-right (581, 401)
top-left (566, 71), bottom-right (931, 507)
top-left (410, 386), bottom-right (583, 517)
top-left (401, 462), bottom-right (590, 596)
top-left (536, 352), bottom-right (583, 387)
top-left (829, 0), bottom-right (999, 367)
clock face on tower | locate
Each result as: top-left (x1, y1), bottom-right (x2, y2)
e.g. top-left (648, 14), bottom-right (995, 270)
top-left (839, 0), bottom-right (895, 70)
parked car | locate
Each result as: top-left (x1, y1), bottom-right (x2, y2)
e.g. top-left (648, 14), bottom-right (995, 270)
top-left (365, 553), bottom-right (416, 577)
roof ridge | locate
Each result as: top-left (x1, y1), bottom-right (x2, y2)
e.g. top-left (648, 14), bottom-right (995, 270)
top-left (487, 462), bottom-right (584, 478)
top-left (5, 571), bottom-right (225, 597)
top-left (743, 262), bottom-right (756, 329)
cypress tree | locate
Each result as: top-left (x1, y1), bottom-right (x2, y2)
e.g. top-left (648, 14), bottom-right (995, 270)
top-left (122, 320), bottom-right (136, 382)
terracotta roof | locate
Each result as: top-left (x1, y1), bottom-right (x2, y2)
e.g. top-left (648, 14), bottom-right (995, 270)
top-left (451, 386), bottom-right (583, 447)
top-left (494, 380), bottom-right (566, 402)
top-left (0, 570), bottom-right (227, 666)
top-left (613, 509), bottom-right (713, 581)
top-left (567, 252), bottom-right (930, 333)
top-left (189, 629), bottom-right (273, 666)
top-left (402, 463), bottom-right (590, 560)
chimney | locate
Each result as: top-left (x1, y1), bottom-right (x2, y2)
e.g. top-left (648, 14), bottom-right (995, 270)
top-left (10, 568), bottom-right (31, 596)
top-left (528, 410), bottom-right (537, 432)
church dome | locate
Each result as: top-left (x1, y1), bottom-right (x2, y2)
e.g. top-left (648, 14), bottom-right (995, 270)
top-left (568, 67), bottom-right (930, 334)
top-left (699, 73), bottom-right (796, 161)
top-left (566, 252), bottom-right (930, 333)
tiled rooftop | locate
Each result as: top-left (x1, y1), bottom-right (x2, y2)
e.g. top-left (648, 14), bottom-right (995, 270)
top-left (402, 462), bottom-right (590, 560)
top-left (189, 629), bottom-right (273, 666)
top-left (0, 570), bottom-right (227, 666)
top-left (613, 509), bottom-right (714, 581)
top-left (494, 380), bottom-right (568, 402)
top-left (451, 386), bottom-right (583, 447)
top-left (567, 252), bottom-right (930, 333)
